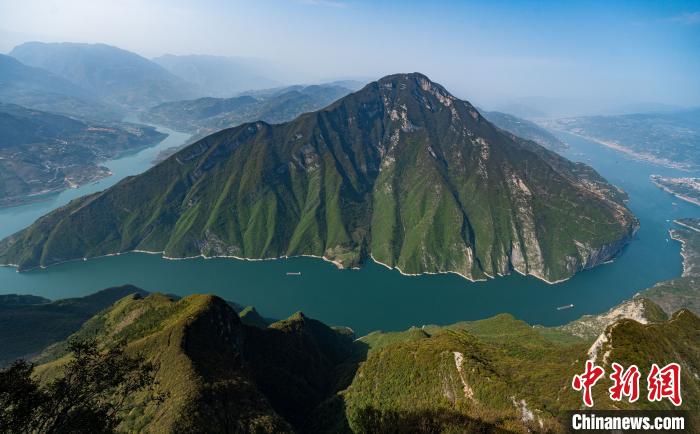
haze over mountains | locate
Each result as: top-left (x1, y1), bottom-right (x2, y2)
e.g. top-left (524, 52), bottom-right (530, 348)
top-left (152, 54), bottom-right (282, 97)
top-left (10, 42), bottom-right (197, 110)
top-left (481, 110), bottom-right (567, 152)
top-left (0, 53), bottom-right (120, 121)
top-left (143, 84), bottom-right (357, 136)
top-left (0, 73), bottom-right (638, 283)
top-left (547, 108), bottom-right (700, 171)
top-left (2, 42), bottom-right (288, 119)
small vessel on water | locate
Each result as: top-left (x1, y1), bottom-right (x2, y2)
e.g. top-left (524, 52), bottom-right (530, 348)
top-left (556, 304), bottom-right (574, 311)
top-left (286, 272), bottom-right (302, 276)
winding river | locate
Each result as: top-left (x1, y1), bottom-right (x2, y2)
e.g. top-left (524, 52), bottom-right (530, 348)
top-left (0, 126), bottom-right (698, 335)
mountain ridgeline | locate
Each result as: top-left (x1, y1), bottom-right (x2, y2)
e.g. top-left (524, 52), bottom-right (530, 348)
top-left (22, 289), bottom-right (700, 433)
top-left (0, 54), bottom-right (121, 121)
top-left (141, 83), bottom-right (355, 137)
top-left (10, 42), bottom-right (197, 110)
top-left (0, 73), bottom-right (638, 282)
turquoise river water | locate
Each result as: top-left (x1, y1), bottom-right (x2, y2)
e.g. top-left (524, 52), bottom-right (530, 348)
top-left (0, 126), bottom-right (698, 335)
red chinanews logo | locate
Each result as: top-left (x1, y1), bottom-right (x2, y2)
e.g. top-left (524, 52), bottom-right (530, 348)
top-left (572, 362), bottom-right (682, 407)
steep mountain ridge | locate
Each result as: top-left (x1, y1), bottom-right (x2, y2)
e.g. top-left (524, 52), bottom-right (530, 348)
top-left (32, 292), bottom-right (355, 433)
top-left (26, 290), bottom-right (698, 433)
top-left (0, 73), bottom-right (637, 282)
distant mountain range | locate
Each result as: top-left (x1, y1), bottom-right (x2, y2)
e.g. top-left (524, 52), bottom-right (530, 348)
top-left (493, 97), bottom-right (685, 119)
top-left (0, 43), bottom-right (373, 206)
top-left (142, 83), bottom-right (356, 135)
top-left (10, 42), bottom-right (198, 110)
top-left (0, 102), bottom-right (166, 206)
top-left (0, 73), bottom-right (638, 283)
top-left (0, 54), bottom-right (121, 121)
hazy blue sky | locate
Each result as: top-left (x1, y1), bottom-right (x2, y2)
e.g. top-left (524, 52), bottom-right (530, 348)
top-left (1, 0), bottom-right (699, 112)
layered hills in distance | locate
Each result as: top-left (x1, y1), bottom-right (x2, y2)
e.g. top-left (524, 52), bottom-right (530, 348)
top-left (142, 83), bottom-right (357, 137)
top-left (10, 42), bottom-right (198, 110)
top-left (0, 73), bottom-right (638, 283)
top-left (0, 54), bottom-right (121, 121)
top-left (0, 103), bottom-right (166, 207)
top-left (547, 108), bottom-right (700, 171)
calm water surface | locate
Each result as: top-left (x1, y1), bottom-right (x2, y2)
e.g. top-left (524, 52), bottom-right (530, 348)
top-left (0, 129), bottom-right (698, 335)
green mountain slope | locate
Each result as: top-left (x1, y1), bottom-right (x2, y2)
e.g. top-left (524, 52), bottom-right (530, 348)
top-left (0, 285), bottom-right (148, 367)
top-left (0, 73), bottom-right (637, 282)
top-left (0, 102), bottom-right (167, 206)
top-left (32, 293), bottom-right (356, 433)
top-left (340, 307), bottom-right (699, 433)
top-left (23, 291), bottom-right (698, 433)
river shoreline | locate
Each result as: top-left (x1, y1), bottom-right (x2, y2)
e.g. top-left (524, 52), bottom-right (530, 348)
top-left (0, 128), bottom-right (697, 335)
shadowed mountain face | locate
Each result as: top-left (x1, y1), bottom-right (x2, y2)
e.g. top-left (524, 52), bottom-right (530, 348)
top-left (0, 73), bottom-right (637, 282)
top-left (10, 42), bottom-right (197, 109)
top-left (30, 292), bottom-right (357, 433)
top-left (0, 285), bottom-right (149, 367)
